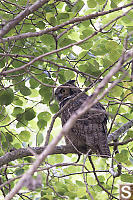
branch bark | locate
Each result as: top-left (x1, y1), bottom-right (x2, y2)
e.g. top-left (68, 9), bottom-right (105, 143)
top-left (0, 0), bottom-right (50, 38)
top-left (0, 146), bottom-right (78, 168)
top-left (108, 119), bottom-right (133, 143)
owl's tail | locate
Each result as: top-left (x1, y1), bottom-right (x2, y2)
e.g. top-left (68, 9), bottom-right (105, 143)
top-left (97, 138), bottom-right (111, 158)
top-left (96, 129), bottom-right (111, 158)
top-left (86, 123), bottom-right (111, 158)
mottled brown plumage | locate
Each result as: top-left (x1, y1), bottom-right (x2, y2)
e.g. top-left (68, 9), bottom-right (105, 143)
top-left (55, 80), bottom-right (111, 158)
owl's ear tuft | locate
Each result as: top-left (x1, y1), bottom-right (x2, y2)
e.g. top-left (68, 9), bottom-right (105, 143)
top-left (66, 80), bottom-right (75, 85)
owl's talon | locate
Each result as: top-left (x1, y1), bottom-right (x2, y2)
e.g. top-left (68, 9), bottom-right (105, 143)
top-left (75, 154), bottom-right (81, 163)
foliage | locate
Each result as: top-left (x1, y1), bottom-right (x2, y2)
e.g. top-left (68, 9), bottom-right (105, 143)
top-left (0, 0), bottom-right (133, 199)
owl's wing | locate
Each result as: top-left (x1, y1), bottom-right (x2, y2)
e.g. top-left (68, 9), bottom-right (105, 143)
top-left (60, 93), bottom-right (110, 157)
top-left (75, 97), bottom-right (110, 157)
top-left (83, 102), bottom-right (110, 157)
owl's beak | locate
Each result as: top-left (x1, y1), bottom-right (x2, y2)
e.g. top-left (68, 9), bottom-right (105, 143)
top-left (55, 93), bottom-right (63, 102)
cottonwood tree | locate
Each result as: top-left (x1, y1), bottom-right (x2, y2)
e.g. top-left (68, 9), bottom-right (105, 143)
top-left (0, 0), bottom-right (133, 199)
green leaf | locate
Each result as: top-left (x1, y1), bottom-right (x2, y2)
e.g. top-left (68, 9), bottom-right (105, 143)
top-left (38, 112), bottom-right (51, 121)
top-left (65, 5), bottom-right (72, 12)
top-left (0, 106), bottom-right (6, 119)
top-left (50, 103), bottom-right (59, 113)
top-left (76, 180), bottom-right (85, 187)
top-left (55, 182), bottom-right (67, 195)
top-left (80, 29), bottom-right (93, 40)
top-left (13, 143), bottom-right (21, 149)
top-left (37, 133), bottom-right (44, 146)
top-left (79, 40), bottom-right (93, 49)
top-left (43, 4), bottom-right (54, 12)
top-left (18, 130), bottom-right (31, 142)
top-left (78, 64), bottom-right (89, 73)
top-left (24, 108), bottom-right (36, 121)
top-left (39, 87), bottom-right (52, 103)
top-left (58, 71), bottom-right (66, 83)
top-left (93, 185), bottom-right (103, 192)
top-left (121, 174), bottom-right (133, 183)
top-left (115, 150), bottom-right (129, 163)
top-left (6, 133), bottom-right (13, 142)
top-left (12, 107), bottom-right (24, 117)
top-left (57, 13), bottom-right (69, 20)
top-left (12, 60), bottom-right (23, 68)
top-left (55, 154), bottom-right (64, 163)
top-left (81, 20), bottom-right (91, 27)
top-left (64, 70), bottom-right (75, 81)
top-left (105, 40), bottom-right (119, 51)
top-left (13, 96), bottom-right (23, 106)
top-left (110, 85), bottom-right (123, 97)
top-left (36, 21), bottom-right (45, 29)
top-left (15, 168), bottom-right (24, 176)
top-left (16, 119), bottom-right (28, 128)
top-left (37, 119), bottom-right (47, 130)
top-left (30, 78), bottom-right (40, 89)
top-left (0, 88), bottom-right (14, 106)
top-left (96, 0), bottom-right (105, 5)
top-left (109, 49), bottom-right (121, 61)
top-left (122, 11), bottom-right (133, 25)
top-left (72, 0), bottom-right (84, 13)
top-left (102, 58), bottom-right (112, 68)
top-left (92, 40), bottom-right (109, 56)
top-left (78, 61), bottom-right (101, 76)
top-left (59, 38), bottom-right (76, 48)
top-left (41, 34), bottom-right (54, 46)
top-left (97, 175), bottom-right (105, 183)
top-left (87, 0), bottom-right (97, 8)
top-left (126, 131), bottom-right (133, 139)
top-left (111, 0), bottom-right (117, 8)
top-left (20, 86), bottom-right (31, 96)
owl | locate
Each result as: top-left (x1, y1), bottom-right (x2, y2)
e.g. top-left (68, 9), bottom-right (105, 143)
top-left (55, 80), bottom-right (111, 158)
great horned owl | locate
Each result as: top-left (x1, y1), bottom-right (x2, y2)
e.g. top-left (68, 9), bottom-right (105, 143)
top-left (55, 80), bottom-right (111, 158)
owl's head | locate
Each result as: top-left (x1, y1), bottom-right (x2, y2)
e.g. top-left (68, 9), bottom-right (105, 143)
top-left (55, 80), bottom-right (81, 102)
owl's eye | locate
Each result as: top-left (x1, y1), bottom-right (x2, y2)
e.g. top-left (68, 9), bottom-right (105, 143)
top-left (61, 89), bottom-right (66, 94)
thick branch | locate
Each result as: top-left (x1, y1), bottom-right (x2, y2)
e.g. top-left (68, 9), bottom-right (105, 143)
top-left (108, 119), bottom-right (133, 143)
top-left (0, 146), bottom-right (78, 168)
top-left (0, 118), bottom-right (133, 168)
top-left (0, 0), bottom-right (49, 37)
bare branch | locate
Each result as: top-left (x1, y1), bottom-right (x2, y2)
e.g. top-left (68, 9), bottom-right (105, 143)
top-left (108, 119), bottom-right (133, 143)
top-left (109, 138), bottom-right (133, 146)
top-left (0, 146), bottom-right (79, 168)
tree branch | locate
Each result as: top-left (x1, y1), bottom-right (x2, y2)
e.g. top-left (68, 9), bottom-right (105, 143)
top-left (1, 7), bottom-right (132, 76)
top-left (0, 2), bottom-right (133, 42)
top-left (1, 117), bottom-right (133, 168)
top-left (0, 146), bottom-right (78, 168)
top-left (0, 0), bottom-right (50, 37)
top-left (108, 119), bottom-right (133, 143)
